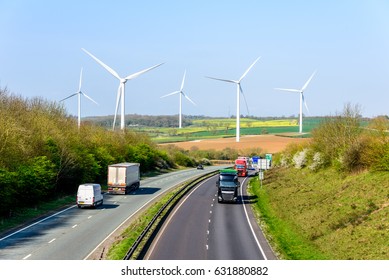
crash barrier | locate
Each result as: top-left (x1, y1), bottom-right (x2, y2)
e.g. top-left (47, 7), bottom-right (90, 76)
top-left (123, 170), bottom-right (220, 260)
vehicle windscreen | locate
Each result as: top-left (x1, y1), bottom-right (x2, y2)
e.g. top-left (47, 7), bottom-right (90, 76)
top-left (219, 174), bottom-right (237, 189)
top-left (235, 164), bottom-right (245, 169)
top-left (219, 180), bottom-right (237, 189)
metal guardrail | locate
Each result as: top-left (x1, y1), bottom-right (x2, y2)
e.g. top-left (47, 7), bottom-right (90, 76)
top-left (123, 170), bottom-right (219, 260)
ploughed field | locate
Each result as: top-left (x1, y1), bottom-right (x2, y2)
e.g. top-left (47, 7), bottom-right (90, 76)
top-left (159, 135), bottom-right (309, 153)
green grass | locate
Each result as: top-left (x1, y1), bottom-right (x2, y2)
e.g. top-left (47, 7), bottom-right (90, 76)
top-left (248, 168), bottom-right (389, 260)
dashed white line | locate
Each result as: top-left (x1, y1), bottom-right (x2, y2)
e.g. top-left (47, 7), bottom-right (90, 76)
top-left (48, 238), bottom-right (56, 244)
top-left (72, 224), bottom-right (78, 229)
top-left (23, 254), bottom-right (31, 260)
top-left (88, 216), bottom-right (92, 219)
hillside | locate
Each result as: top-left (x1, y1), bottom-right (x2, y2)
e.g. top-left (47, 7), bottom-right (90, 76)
top-left (247, 105), bottom-right (388, 260)
top-left (249, 167), bottom-right (388, 259)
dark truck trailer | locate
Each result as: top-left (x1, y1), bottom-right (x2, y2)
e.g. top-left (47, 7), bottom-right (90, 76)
top-left (216, 169), bottom-right (240, 203)
top-left (107, 163), bottom-right (140, 194)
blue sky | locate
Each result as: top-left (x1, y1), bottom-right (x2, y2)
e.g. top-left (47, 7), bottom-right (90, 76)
top-left (1, 0), bottom-right (388, 118)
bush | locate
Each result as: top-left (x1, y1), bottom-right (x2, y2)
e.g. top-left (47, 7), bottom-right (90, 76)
top-left (293, 149), bottom-right (308, 169)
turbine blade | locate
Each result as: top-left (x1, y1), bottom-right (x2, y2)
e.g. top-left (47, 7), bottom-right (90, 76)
top-left (183, 92), bottom-right (196, 106)
top-left (113, 85), bottom-right (121, 130)
top-left (125, 62), bottom-right (164, 81)
top-left (59, 93), bottom-right (78, 102)
top-left (274, 87), bottom-right (301, 93)
top-left (239, 56), bottom-right (261, 82)
top-left (78, 67), bottom-right (83, 92)
top-left (205, 76), bottom-right (237, 84)
top-left (161, 91), bottom-right (180, 98)
top-left (180, 70), bottom-right (186, 91)
top-left (239, 84), bottom-right (250, 116)
top-left (302, 94), bottom-right (310, 113)
top-left (82, 92), bottom-right (99, 105)
top-left (301, 70), bottom-right (317, 92)
top-left (82, 48), bottom-right (121, 80)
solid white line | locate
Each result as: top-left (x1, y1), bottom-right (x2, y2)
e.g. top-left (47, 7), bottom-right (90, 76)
top-left (0, 205), bottom-right (76, 242)
top-left (240, 177), bottom-right (268, 260)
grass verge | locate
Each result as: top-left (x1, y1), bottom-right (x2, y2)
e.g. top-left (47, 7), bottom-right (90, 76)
top-left (248, 168), bottom-right (389, 260)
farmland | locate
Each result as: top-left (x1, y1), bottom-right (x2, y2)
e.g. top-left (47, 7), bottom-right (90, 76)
top-left (159, 134), bottom-right (309, 154)
top-left (141, 117), bottom-right (324, 143)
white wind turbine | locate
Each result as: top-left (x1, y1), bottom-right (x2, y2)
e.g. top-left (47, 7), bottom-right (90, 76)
top-left (82, 48), bottom-right (164, 130)
top-left (60, 67), bottom-right (98, 129)
top-left (160, 70), bottom-right (196, 128)
top-left (275, 70), bottom-right (317, 134)
top-left (206, 57), bottom-right (261, 142)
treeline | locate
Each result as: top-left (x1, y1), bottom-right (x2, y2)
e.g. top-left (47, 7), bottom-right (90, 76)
top-left (84, 114), bottom-right (194, 128)
top-left (275, 104), bottom-right (389, 172)
top-left (0, 88), bottom-right (200, 217)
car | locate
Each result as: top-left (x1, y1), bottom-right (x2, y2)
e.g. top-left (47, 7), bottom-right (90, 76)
top-left (197, 164), bottom-right (204, 170)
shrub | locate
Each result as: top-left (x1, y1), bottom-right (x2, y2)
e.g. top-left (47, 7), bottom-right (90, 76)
top-left (293, 149), bottom-right (308, 169)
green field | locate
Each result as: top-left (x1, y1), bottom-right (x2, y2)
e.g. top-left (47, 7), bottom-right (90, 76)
top-left (141, 117), bottom-right (325, 143)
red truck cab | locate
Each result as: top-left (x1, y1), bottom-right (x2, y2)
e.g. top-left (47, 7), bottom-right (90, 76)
top-left (234, 158), bottom-right (247, 177)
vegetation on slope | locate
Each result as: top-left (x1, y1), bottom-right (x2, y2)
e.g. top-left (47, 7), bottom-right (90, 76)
top-left (249, 104), bottom-right (389, 259)
top-left (0, 88), bottom-right (197, 219)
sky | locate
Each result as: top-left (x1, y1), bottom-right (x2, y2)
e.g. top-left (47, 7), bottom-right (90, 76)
top-left (1, 0), bottom-right (388, 119)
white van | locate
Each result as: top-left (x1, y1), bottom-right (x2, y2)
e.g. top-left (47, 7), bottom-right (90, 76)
top-left (76, 184), bottom-right (103, 208)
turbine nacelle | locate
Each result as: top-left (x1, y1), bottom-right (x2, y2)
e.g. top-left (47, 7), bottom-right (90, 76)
top-left (82, 48), bottom-right (163, 130)
top-left (205, 56), bottom-right (261, 142)
top-left (274, 70), bottom-right (317, 134)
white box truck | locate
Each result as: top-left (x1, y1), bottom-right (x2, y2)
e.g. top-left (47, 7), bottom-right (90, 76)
top-left (107, 163), bottom-right (140, 194)
top-left (76, 183), bottom-right (103, 208)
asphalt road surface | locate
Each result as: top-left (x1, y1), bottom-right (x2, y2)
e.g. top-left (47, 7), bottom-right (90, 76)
top-left (145, 173), bottom-right (276, 260)
top-left (0, 166), bottom-right (224, 260)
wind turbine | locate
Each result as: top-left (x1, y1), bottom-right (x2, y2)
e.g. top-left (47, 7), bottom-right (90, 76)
top-left (60, 67), bottom-right (98, 129)
top-left (160, 70), bottom-right (196, 128)
top-left (206, 56), bottom-right (261, 142)
top-left (275, 70), bottom-right (317, 134)
top-left (82, 48), bottom-right (164, 130)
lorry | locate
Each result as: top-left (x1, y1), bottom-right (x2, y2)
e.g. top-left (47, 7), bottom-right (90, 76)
top-left (216, 169), bottom-right (240, 203)
top-left (107, 163), bottom-right (140, 194)
top-left (234, 158), bottom-right (248, 177)
top-left (76, 183), bottom-right (103, 208)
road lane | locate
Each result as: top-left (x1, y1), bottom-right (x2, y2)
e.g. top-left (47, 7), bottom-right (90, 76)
top-left (0, 166), bottom-right (225, 260)
top-left (146, 173), bottom-right (274, 260)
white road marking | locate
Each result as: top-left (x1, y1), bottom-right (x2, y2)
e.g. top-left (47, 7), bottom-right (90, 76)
top-left (240, 177), bottom-right (268, 260)
top-left (23, 254), bottom-right (31, 260)
top-left (88, 216), bottom-right (92, 219)
top-left (0, 205), bottom-right (76, 242)
top-left (48, 238), bottom-right (56, 243)
top-left (72, 224), bottom-right (78, 229)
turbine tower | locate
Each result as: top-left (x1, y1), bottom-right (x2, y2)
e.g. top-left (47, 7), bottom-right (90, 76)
top-left (275, 70), bottom-right (316, 134)
top-left (82, 48), bottom-right (164, 130)
top-left (160, 70), bottom-right (196, 128)
top-left (60, 67), bottom-right (98, 129)
top-left (206, 57), bottom-right (261, 142)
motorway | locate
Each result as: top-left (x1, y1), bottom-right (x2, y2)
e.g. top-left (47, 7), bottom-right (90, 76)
top-left (145, 173), bottom-right (276, 260)
top-left (0, 166), bottom-right (224, 260)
